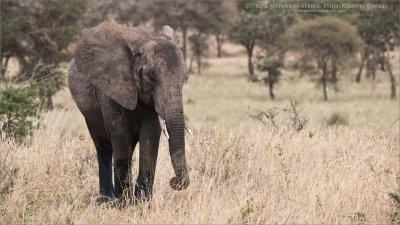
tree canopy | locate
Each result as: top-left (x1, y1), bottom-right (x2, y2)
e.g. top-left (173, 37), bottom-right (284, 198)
top-left (284, 16), bottom-right (362, 100)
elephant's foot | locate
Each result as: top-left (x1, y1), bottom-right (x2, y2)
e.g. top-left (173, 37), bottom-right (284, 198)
top-left (113, 197), bottom-right (139, 208)
top-left (95, 195), bottom-right (116, 205)
top-left (133, 171), bottom-right (154, 204)
top-left (169, 176), bottom-right (189, 190)
top-left (95, 196), bottom-right (151, 209)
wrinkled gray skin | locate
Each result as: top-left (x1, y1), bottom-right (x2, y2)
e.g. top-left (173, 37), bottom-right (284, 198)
top-left (68, 22), bottom-right (189, 206)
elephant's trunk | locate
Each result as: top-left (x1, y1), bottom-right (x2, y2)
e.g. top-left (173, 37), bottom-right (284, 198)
top-left (165, 109), bottom-right (189, 190)
top-left (154, 75), bottom-right (189, 190)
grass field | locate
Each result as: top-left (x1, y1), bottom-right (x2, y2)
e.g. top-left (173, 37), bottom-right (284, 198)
top-left (1, 56), bottom-right (399, 224)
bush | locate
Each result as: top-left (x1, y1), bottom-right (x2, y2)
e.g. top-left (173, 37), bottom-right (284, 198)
top-left (29, 64), bottom-right (65, 110)
top-left (283, 16), bottom-right (362, 101)
top-left (327, 112), bottom-right (348, 126)
top-left (0, 84), bottom-right (39, 141)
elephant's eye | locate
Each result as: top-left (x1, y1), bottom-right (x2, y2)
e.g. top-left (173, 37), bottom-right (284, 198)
top-left (138, 68), bottom-right (144, 77)
top-left (149, 72), bottom-right (157, 84)
top-left (143, 70), bottom-right (157, 86)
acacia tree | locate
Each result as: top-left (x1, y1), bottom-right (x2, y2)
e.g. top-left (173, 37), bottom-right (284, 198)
top-left (229, 0), bottom-right (293, 82)
top-left (0, 0), bottom-right (85, 109)
top-left (0, 1), bottom-right (32, 80)
top-left (187, 1), bottom-right (229, 74)
top-left (350, 1), bottom-right (399, 98)
top-left (84, 0), bottom-right (141, 27)
top-left (229, 0), bottom-right (262, 81)
top-left (256, 13), bottom-right (295, 100)
top-left (256, 57), bottom-right (283, 100)
top-left (212, 16), bottom-right (230, 58)
top-left (207, 0), bottom-right (236, 58)
top-left (188, 33), bottom-right (208, 74)
top-left (284, 17), bottom-right (362, 101)
top-left (229, 0), bottom-right (265, 81)
top-left (144, 0), bottom-right (201, 63)
top-left (230, 15), bottom-right (263, 81)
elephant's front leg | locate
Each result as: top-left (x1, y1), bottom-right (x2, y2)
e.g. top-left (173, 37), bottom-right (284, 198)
top-left (135, 117), bottom-right (161, 203)
top-left (87, 125), bottom-right (114, 204)
top-left (97, 148), bottom-right (114, 202)
top-left (112, 136), bottom-right (138, 205)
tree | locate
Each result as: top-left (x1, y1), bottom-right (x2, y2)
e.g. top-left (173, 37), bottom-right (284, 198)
top-left (207, 0), bottom-right (236, 58)
top-left (30, 0), bottom-right (84, 108)
top-left (256, 57), bottom-right (283, 100)
top-left (284, 17), bottom-right (362, 101)
top-left (230, 15), bottom-right (263, 81)
top-left (1, 0), bottom-right (85, 108)
top-left (30, 0), bottom-right (86, 65)
top-left (256, 12), bottom-right (295, 100)
top-left (186, 1), bottom-right (229, 74)
top-left (146, 0), bottom-right (231, 77)
top-left (229, 0), bottom-right (264, 80)
top-left (145, 0), bottom-right (201, 63)
top-left (0, 1), bottom-right (32, 80)
top-left (349, 0), bottom-right (399, 98)
top-left (83, 0), bottom-right (141, 27)
top-left (229, 0), bottom-right (294, 81)
top-left (213, 17), bottom-right (230, 58)
top-left (188, 33), bottom-right (209, 74)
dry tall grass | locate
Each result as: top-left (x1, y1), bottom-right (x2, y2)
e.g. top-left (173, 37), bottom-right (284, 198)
top-left (1, 56), bottom-right (399, 224)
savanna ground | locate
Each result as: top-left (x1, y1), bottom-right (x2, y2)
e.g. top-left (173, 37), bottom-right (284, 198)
top-left (1, 55), bottom-right (399, 224)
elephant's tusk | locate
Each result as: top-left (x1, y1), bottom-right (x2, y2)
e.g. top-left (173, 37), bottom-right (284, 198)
top-left (158, 115), bottom-right (169, 139)
top-left (184, 122), bottom-right (193, 135)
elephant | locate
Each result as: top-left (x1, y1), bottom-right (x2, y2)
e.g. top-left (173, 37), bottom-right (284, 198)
top-left (68, 22), bottom-right (190, 206)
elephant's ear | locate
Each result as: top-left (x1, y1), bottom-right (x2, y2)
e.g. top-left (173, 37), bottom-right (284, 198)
top-left (160, 25), bottom-right (188, 80)
top-left (161, 25), bottom-right (178, 44)
top-left (74, 22), bottom-right (149, 110)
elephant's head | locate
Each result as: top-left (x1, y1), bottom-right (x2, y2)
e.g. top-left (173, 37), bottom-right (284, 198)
top-left (74, 22), bottom-right (189, 190)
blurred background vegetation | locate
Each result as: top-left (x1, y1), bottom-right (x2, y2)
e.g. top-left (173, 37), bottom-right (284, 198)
top-left (0, 0), bottom-right (399, 140)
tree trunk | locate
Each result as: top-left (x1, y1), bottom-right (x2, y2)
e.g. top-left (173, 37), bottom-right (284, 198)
top-left (356, 53), bottom-right (365, 83)
top-left (182, 27), bottom-right (187, 64)
top-left (331, 58), bottom-right (337, 84)
top-left (366, 57), bottom-right (377, 80)
top-left (246, 45), bottom-right (255, 81)
top-left (47, 94), bottom-right (54, 110)
top-left (322, 62), bottom-right (328, 101)
top-left (269, 76), bottom-right (275, 100)
top-left (372, 66), bottom-right (376, 81)
top-left (216, 35), bottom-right (223, 58)
top-left (379, 56), bottom-right (385, 71)
top-left (196, 55), bottom-right (201, 75)
top-left (386, 54), bottom-right (396, 99)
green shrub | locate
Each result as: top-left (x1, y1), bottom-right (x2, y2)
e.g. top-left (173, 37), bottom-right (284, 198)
top-left (30, 65), bottom-right (65, 110)
top-left (0, 84), bottom-right (39, 141)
